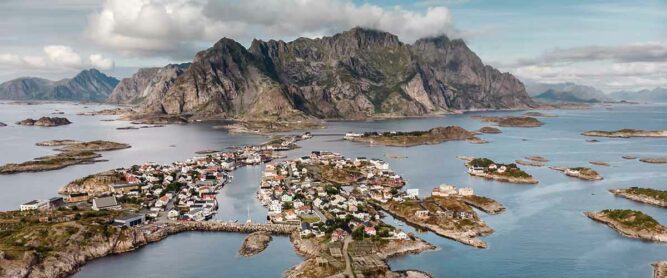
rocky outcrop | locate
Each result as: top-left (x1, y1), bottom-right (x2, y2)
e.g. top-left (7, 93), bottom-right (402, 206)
top-left (238, 231), bottom-right (273, 256)
top-left (107, 64), bottom-right (189, 108)
top-left (141, 27), bottom-right (534, 122)
top-left (550, 166), bottom-right (603, 181)
top-left (0, 69), bottom-right (118, 102)
top-left (16, 117), bottom-right (71, 127)
top-left (478, 126), bottom-right (501, 134)
top-left (640, 157), bottom-right (667, 164)
top-left (0, 122), bottom-right (6, 127)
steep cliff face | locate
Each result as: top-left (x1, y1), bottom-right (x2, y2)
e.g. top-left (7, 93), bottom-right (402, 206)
top-left (107, 64), bottom-right (189, 109)
top-left (0, 69), bottom-right (119, 102)
top-left (147, 28), bottom-right (534, 120)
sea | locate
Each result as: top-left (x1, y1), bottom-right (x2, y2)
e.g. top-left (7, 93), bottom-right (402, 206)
top-left (0, 101), bottom-right (665, 278)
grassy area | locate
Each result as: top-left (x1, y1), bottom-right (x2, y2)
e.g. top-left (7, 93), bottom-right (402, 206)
top-left (626, 187), bottom-right (667, 202)
top-left (601, 209), bottom-right (661, 230)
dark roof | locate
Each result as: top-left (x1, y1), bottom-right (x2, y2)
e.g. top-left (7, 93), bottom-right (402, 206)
top-left (22, 200), bottom-right (39, 205)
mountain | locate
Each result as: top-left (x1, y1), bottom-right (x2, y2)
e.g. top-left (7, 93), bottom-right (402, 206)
top-left (610, 87), bottom-right (667, 102)
top-left (139, 27), bottom-right (534, 121)
top-left (526, 82), bottom-right (613, 103)
top-left (0, 69), bottom-right (119, 102)
top-left (107, 63), bottom-right (189, 106)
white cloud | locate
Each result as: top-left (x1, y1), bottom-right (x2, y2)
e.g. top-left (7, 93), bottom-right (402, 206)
top-left (89, 54), bottom-right (114, 69)
top-left (0, 45), bottom-right (114, 72)
top-left (505, 41), bottom-right (667, 91)
top-left (44, 45), bottom-right (83, 68)
top-left (87, 0), bottom-right (456, 58)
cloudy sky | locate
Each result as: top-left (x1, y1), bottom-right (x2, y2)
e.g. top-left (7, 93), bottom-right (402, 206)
top-left (0, 0), bottom-right (664, 92)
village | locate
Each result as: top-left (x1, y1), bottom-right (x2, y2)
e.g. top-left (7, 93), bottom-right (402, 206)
top-left (17, 133), bottom-right (313, 226)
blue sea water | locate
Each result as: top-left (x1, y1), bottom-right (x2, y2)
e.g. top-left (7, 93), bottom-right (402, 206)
top-left (1, 102), bottom-right (665, 277)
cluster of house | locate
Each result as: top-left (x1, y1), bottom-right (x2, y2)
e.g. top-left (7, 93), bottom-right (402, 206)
top-left (20, 133), bottom-right (312, 226)
top-left (468, 163), bottom-right (508, 175)
top-left (257, 151), bottom-right (413, 241)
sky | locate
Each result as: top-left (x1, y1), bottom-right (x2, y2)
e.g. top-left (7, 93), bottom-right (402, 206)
top-left (0, 0), bottom-right (665, 92)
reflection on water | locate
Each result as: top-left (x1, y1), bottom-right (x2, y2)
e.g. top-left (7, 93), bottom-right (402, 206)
top-left (1, 102), bottom-right (666, 278)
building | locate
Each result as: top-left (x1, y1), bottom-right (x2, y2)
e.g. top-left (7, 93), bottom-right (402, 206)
top-left (406, 188), bottom-right (419, 198)
top-left (20, 200), bottom-right (48, 211)
top-left (344, 132), bottom-right (363, 140)
top-left (66, 192), bottom-right (90, 203)
top-left (48, 197), bottom-right (64, 209)
top-left (432, 184), bottom-right (457, 197)
top-left (110, 183), bottom-right (138, 194)
top-left (114, 214), bottom-right (146, 227)
top-left (92, 196), bottom-right (121, 211)
top-left (415, 210), bottom-right (430, 219)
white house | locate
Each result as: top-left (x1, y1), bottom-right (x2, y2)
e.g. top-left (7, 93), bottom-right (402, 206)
top-left (406, 188), bottom-right (419, 198)
top-left (20, 200), bottom-right (48, 211)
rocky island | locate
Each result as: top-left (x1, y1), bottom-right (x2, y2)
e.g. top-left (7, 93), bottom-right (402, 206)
top-left (586, 209), bottom-right (667, 242)
top-left (16, 117), bottom-right (71, 127)
top-left (550, 166), bottom-right (603, 181)
top-left (239, 231), bottom-right (273, 257)
top-left (610, 187), bottom-right (667, 208)
top-left (582, 129), bottom-right (667, 138)
top-left (344, 126), bottom-right (482, 147)
top-left (590, 161), bottom-right (610, 167)
top-left (474, 116), bottom-right (544, 128)
top-left (466, 158), bottom-right (539, 184)
top-left (0, 140), bottom-right (130, 174)
top-left (477, 126), bottom-right (502, 134)
top-left (640, 157), bottom-right (667, 164)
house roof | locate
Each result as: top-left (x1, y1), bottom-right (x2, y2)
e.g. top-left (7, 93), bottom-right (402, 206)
top-left (94, 196), bottom-right (118, 208)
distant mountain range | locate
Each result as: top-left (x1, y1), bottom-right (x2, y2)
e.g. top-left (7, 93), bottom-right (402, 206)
top-left (0, 69), bottom-right (119, 102)
top-left (525, 82), bottom-right (613, 103)
top-left (609, 87), bottom-right (667, 102)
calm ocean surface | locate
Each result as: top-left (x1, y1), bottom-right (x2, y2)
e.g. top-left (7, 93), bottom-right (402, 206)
top-left (1, 101), bottom-right (666, 277)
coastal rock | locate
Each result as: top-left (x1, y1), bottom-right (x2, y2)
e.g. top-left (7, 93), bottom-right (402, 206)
top-left (16, 116), bottom-right (71, 127)
top-left (140, 27), bottom-right (534, 123)
top-left (59, 171), bottom-right (126, 196)
top-left (523, 111), bottom-right (557, 117)
top-left (0, 122), bottom-right (6, 127)
top-left (590, 161), bottom-right (610, 167)
top-left (515, 159), bottom-right (545, 167)
top-left (622, 155), bottom-right (637, 160)
top-left (653, 261), bottom-right (667, 278)
top-left (238, 231), bottom-right (273, 257)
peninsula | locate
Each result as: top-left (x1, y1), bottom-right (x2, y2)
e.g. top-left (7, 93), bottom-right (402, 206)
top-left (343, 126), bottom-right (482, 147)
top-left (473, 116), bottom-right (544, 128)
top-left (16, 117), bottom-right (71, 127)
top-left (582, 129), bottom-right (667, 138)
top-left (586, 209), bottom-right (667, 242)
top-left (0, 140), bottom-right (130, 174)
top-left (466, 158), bottom-right (538, 184)
top-left (610, 187), bottom-right (667, 208)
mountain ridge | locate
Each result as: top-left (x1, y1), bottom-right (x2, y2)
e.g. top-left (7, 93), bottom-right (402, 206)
top-left (139, 27), bottom-right (535, 121)
top-left (0, 69), bottom-right (119, 102)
